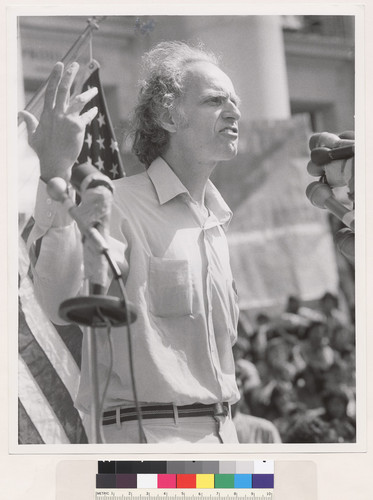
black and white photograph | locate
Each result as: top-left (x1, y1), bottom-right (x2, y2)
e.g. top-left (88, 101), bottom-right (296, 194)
top-left (14, 11), bottom-right (361, 452)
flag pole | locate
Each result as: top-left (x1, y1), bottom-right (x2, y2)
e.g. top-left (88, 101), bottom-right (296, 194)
top-left (20, 16), bottom-right (107, 119)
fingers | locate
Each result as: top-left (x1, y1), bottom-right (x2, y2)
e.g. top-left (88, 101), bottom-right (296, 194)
top-left (309, 132), bottom-right (354, 151)
top-left (339, 131), bottom-right (355, 140)
top-left (80, 106), bottom-right (98, 126)
top-left (307, 160), bottom-right (324, 177)
top-left (68, 86), bottom-right (98, 115)
top-left (309, 132), bottom-right (340, 150)
top-left (18, 110), bottom-right (39, 137)
top-left (54, 62), bottom-right (80, 113)
top-left (43, 62), bottom-right (64, 112)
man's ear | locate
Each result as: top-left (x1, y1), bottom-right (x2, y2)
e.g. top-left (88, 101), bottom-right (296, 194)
top-left (158, 107), bottom-right (179, 133)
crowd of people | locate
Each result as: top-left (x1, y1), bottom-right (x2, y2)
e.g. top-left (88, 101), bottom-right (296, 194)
top-left (232, 292), bottom-right (356, 444)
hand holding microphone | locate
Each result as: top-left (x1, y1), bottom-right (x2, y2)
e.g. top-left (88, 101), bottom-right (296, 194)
top-left (306, 130), bottom-right (355, 265)
top-left (47, 164), bottom-right (114, 294)
top-left (308, 131), bottom-right (354, 157)
top-left (307, 131), bottom-right (355, 193)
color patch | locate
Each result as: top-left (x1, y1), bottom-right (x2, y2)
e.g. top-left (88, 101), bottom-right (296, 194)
top-left (98, 462), bottom-right (116, 474)
top-left (254, 460), bottom-right (274, 474)
top-left (201, 462), bottom-right (219, 473)
top-left (234, 474), bottom-right (252, 488)
top-left (177, 474), bottom-right (196, 488)
top-left (196, 474), bottom-right (214, 489)
top-left (116, 474), bottom-right (137, 488)
top-left (167, 462), bottom-right (184, 474)
top-left (157, 474), bottom-right (177, 488)
top-left (219, 462), bottom-right (236, 473)
top-left (214, 474), bottom-right (235, 488)
top-left (185, 462), bottom-right (203, 474)
top-left (252, 474), bottom-right (274, 488)
top-left (137, 474), bottom-right (158, 489)
top-left (96, 474), bottom-right (116, 488)
top-left (235, 461), bottom-right (254, 474)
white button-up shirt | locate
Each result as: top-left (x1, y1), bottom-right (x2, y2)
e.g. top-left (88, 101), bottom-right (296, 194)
top-left (28, 157), bottom-right (240, 412)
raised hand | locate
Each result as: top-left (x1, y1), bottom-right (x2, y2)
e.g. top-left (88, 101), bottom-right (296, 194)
top-left (19, 61), bottom-right (98, 182)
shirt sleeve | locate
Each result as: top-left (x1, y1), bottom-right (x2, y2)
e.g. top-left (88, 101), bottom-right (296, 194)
top-left (27, 180), bottom-right (85, 325)
top-left (27, 180), bottom-right (130, 325)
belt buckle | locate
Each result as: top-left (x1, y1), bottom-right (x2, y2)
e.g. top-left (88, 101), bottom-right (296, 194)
top-left (213, 403), bottom-right (228, 417)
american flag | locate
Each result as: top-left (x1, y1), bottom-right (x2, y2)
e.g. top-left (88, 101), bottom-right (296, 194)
top-left (74, 63), bottom-right (125, 180)
top-left (18, 64), bottom-right (125, 444)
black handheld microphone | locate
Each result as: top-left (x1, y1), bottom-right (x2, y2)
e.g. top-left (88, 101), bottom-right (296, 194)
top-left (311, 144), bottom-right (354, 166)
top-left (70, 163), bottom-right (114, 194)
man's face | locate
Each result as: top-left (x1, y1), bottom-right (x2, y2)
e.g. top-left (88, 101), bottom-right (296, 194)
top-left (172, 61), bottom-right (241, 164)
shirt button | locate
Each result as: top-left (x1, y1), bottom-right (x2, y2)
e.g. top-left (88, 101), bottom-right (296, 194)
top-left (47, 211), bottom-right (52, 218)
top-left (46, 198), bottom-right (52, 205)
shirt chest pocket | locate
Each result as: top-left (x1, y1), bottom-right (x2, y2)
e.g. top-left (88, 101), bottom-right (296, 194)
top-left (148, 257), bottom-right (193, 317)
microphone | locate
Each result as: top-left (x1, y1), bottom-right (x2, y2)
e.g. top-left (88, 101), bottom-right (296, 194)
top-left (69, 164), bottom-right (114, 294)
top-left (47, 176), bottom-right (112, 294)
top-left (306, 181), bottom-right (355, 231)
top-left (311, 144), bottom-right (354, 165)
top-left (70, 163), bottom-right (114, 194)
top-left (47, 177), bottom-right (110, 255)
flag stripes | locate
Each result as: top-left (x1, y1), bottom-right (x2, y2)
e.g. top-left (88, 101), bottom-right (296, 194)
top-left (53, 323), bottom-right (84, 368)
top-left (18, 355), bottom-right (72, 444)
top-left (18, 290), bottom-right (88, 444)
top-left (18, 397), bottom-right (45, 445)
top-left (19, 234), bottom-right (88, 444)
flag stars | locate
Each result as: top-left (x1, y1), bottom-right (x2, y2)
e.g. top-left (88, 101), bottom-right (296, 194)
top-left (85, 133), bottom-right (92, 148)
top-left (110, 139), bottom-right (119, 153)
top-left (97, 113), bottom-right (106, 127)
top-left (96, 135), bottom-right (105, 150)
top-left (110, 164), bottom-right (119, 178)
top-left (95, 156), bottom-right (105, 171)
top-left (75, 71), bottom-right (124, 179)
top-left (85, 156), bottom-right (94, 168)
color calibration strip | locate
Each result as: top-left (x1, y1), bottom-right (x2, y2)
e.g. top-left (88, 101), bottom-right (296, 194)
top-left (96, 461), bottom-right (274, 490)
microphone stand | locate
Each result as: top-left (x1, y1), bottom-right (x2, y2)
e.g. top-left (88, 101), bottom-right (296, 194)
top-left (83, 283), bottom-right (101, 444)
top-left (59, 232), bottom-right (137, 444)
top-left (47, 177), bottom-right (138, 443)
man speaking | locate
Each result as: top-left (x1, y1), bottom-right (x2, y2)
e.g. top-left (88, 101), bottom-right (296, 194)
top-left (20, 41), bottom-right (242, 443)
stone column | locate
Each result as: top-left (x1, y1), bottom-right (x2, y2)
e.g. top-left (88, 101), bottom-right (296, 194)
top-left (183, 15), bottom-right (291, 122)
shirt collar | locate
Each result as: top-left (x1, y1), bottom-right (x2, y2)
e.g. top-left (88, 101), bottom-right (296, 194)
top-left (147, 157), bottom-right (188, 205)
top-left (147, 157), bottom-right (233, 227)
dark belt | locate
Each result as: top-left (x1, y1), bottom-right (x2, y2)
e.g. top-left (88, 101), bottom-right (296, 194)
top-left (102, 402), bottom-right (229, 426)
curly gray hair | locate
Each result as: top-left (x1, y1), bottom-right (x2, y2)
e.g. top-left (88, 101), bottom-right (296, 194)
top-left (130, 41), bottom-right (219, 167)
